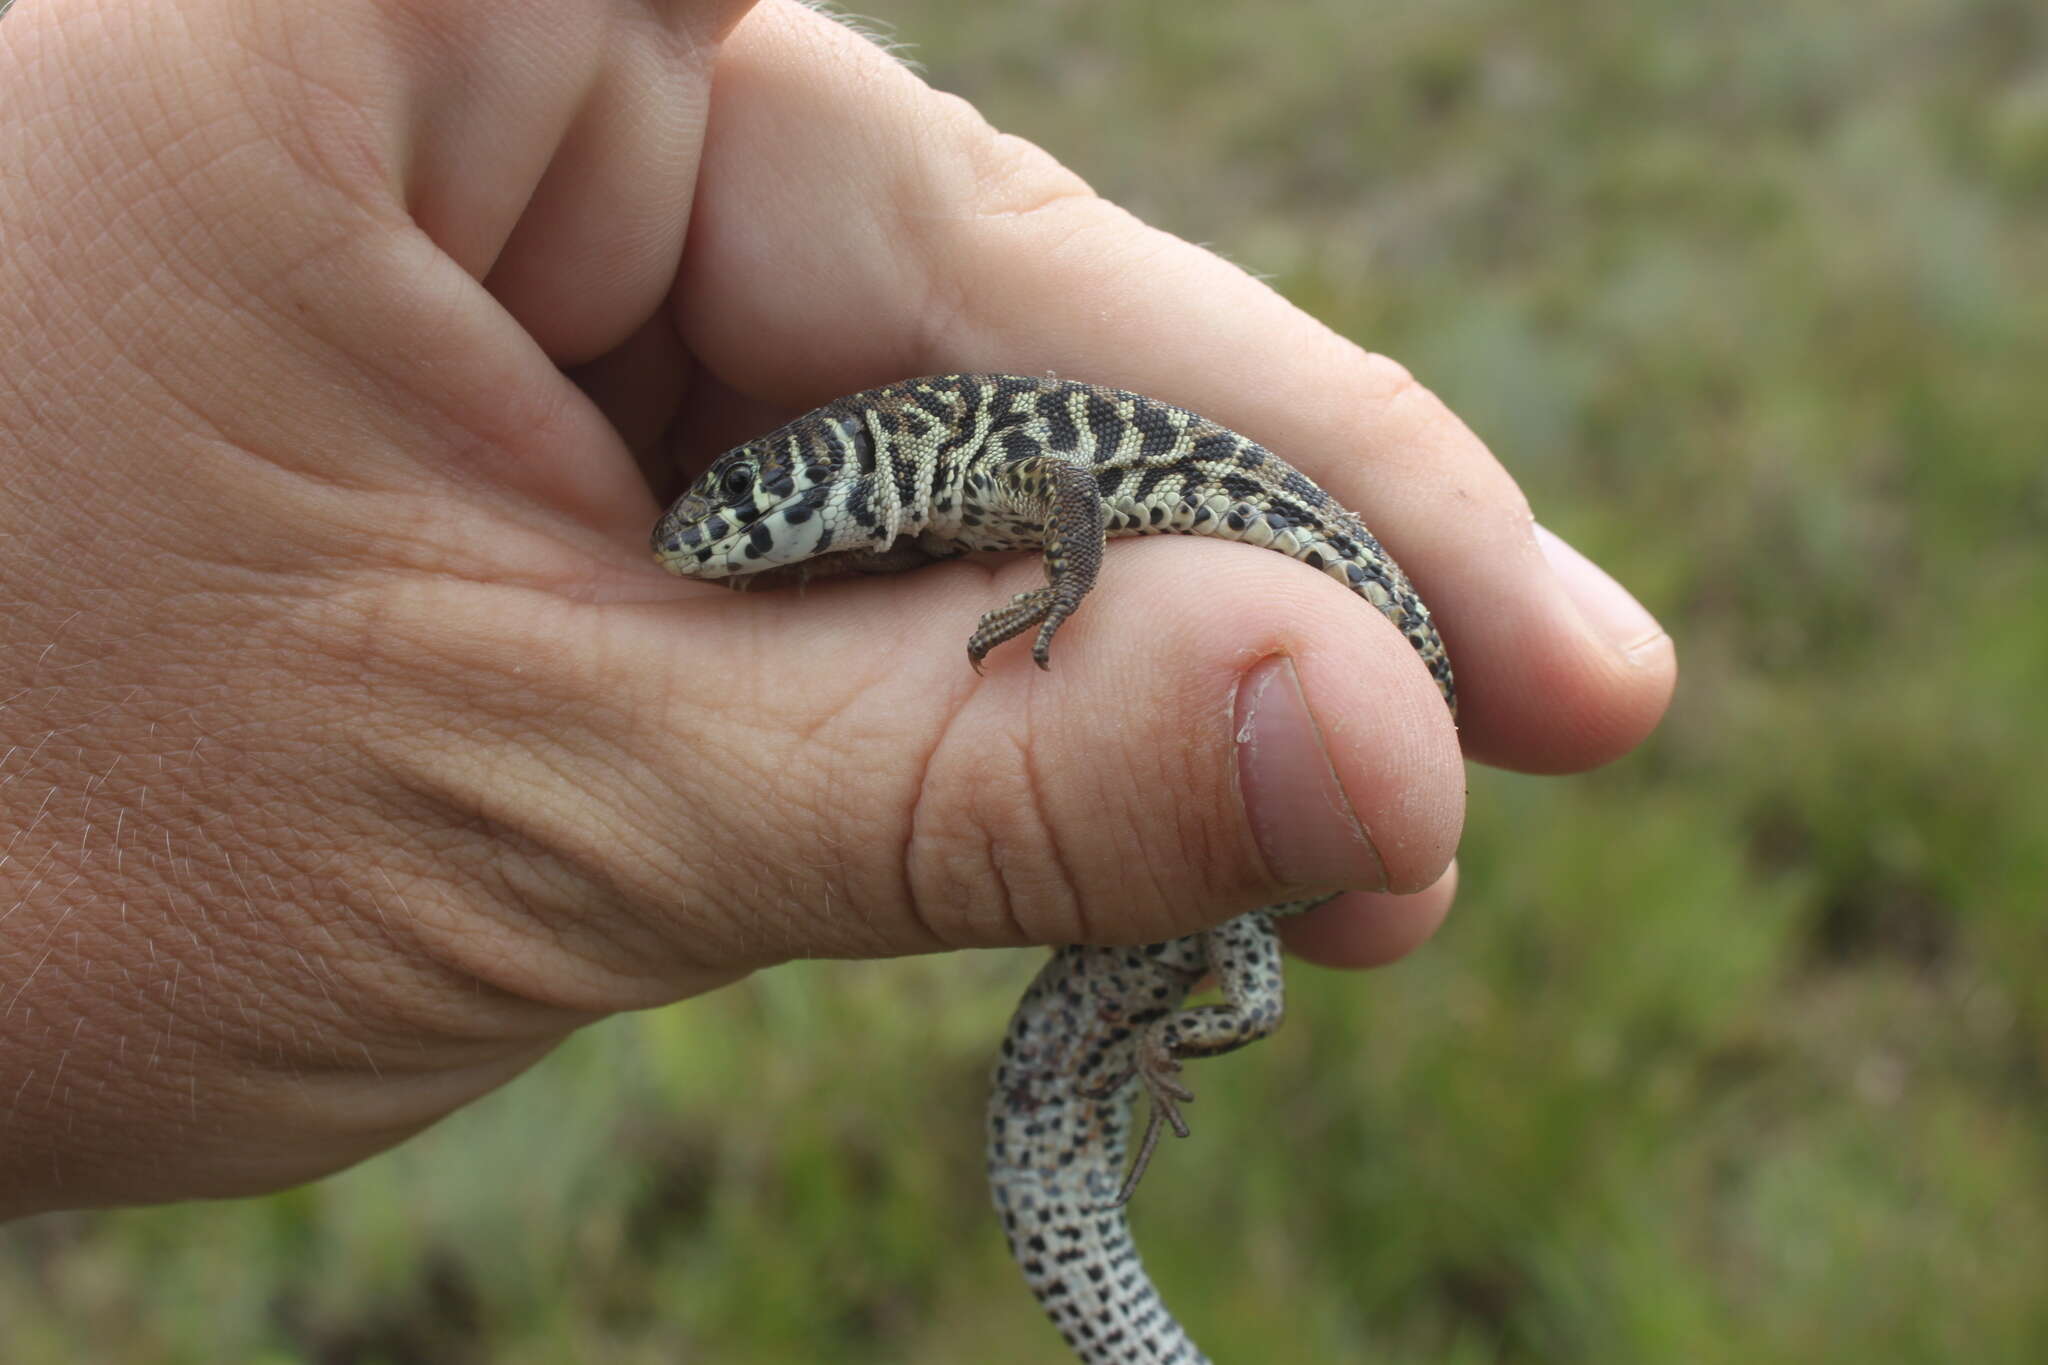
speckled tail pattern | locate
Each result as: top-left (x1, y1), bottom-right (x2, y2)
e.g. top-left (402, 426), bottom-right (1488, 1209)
top-left (989, 937), bottom-right (1216, 1364)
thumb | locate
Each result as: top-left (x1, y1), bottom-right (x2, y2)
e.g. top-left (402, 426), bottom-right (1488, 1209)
top-left (529, 529), bottom-right (1467, 975)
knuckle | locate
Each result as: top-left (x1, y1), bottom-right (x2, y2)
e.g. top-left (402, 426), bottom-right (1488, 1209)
top-left (906, 730), bottom-right (1083, 948)
top-left (902, 709), bottom-right (1269, 949)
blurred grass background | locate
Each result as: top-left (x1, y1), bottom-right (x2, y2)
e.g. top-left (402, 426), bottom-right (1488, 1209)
top-left (7, 0), bottom-right (2047, 1359)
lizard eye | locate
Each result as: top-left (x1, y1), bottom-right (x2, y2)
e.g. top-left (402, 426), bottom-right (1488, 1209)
top-left (720, 464), bottom-right (755, 500)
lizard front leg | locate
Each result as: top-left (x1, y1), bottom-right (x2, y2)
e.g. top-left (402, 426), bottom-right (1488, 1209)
top-left (966, 455), bottom-right (1106, 671)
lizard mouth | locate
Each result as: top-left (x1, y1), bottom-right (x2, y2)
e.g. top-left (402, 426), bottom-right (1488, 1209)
top-left (650, 495), bottom-right (746, 575)
top-left (652, 487), bottom-right (835, 579)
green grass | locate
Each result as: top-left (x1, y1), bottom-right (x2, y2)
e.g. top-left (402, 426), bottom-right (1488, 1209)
top-left (8, 0), bottom-right (2047, 1359)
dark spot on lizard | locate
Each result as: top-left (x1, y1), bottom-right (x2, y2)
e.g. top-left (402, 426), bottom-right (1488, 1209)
top-left (1134, 403), bottom-right (1179, 459)
top-left (1084, 392), bottom-right (1128, 459)
top-left (1190, 431), bottom-right (1239, 466)
top-left (1001, 428), bottom-right (1043, 463)
top-left (1038, 388), bottom-right (1081, 451)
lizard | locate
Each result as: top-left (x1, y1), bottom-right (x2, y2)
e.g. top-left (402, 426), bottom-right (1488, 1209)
top-left (651, 374), bottom-right (1456, 1363)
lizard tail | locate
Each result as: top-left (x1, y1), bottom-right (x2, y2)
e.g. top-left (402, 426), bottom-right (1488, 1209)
top-left (987, 945), bottom-right (1213, 1365)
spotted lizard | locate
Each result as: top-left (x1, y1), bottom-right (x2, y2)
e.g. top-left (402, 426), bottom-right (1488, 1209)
top-left (652, 374), bottom-right (1456, 1363)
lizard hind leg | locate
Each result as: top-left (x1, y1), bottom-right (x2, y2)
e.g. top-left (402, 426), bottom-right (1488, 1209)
top-left (1107, 911), bottom-right (1289, 1206)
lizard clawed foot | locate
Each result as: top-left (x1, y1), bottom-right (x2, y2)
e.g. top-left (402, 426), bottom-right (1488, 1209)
top-left (967, 588), bottom-right (1055, 673)
top-left (1106, 1035), bottom-right (1197, 1209)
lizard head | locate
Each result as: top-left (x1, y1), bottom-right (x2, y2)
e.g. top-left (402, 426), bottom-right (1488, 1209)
top-left (651, 412), bottom-right (863, 581)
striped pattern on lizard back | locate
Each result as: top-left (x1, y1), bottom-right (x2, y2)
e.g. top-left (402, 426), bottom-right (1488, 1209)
top-left (652, 375), bottom-right (1456, 1364)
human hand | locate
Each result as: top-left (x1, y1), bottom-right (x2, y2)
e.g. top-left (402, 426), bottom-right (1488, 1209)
top-left (0, 0), bottom-right (1672, 1216)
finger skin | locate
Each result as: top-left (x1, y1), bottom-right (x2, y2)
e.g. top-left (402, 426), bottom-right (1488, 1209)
top-left (1277, 868), bottom-right (1461, 970)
